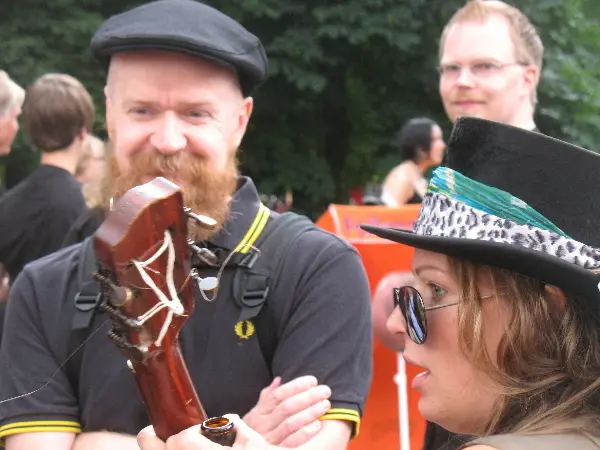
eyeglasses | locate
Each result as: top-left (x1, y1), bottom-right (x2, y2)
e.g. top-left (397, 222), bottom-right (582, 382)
top-left (437, 61), bottom-right (526, 80)
top-left (393, 286), bottom-right (497, 344)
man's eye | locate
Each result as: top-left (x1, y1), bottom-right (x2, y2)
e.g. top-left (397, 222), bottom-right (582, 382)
top-left (131, 108), bottom-right (151, 115)
top-left (474, 63), bottom-right (496, 71)
top-left (443, 65), bottom-right (461, 73)
top-left (188, 110), bottom-right (209, 118)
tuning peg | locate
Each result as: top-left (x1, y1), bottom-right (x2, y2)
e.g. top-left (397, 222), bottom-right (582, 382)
top-left (107, 329), bottom-right (148, 362)
top-left (93, 272), bottom-right (134, 307)
top-left (100, 299), bottom-right (142, 329)
top-left (183, 207), bottom-right (217, 230)
top-left (188, 240), bottom-right (219, 266)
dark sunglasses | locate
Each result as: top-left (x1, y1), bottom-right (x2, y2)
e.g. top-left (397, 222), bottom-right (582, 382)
top-left (393, 286), bottom-right (458, 344)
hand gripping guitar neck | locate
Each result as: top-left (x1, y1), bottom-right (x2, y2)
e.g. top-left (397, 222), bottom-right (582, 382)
top-left (92, 177), bottom-right (224, 441)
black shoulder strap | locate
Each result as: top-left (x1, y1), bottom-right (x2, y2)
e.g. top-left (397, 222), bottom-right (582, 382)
top-left (65, 212), bottom-right (316, 387)
top-left (232, 212), bottom-right (316, 366)
top-left (66, 237), bottom-right (102, 392)
top-left (72, 237), bottom-right (102, 331)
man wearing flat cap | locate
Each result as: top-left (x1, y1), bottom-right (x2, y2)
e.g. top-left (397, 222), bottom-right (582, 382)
top-left (0, 1), bottom-right (373, 449)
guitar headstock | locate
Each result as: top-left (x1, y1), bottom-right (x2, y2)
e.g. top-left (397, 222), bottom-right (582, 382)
top-left (93, 177), bottom-right (217, 362)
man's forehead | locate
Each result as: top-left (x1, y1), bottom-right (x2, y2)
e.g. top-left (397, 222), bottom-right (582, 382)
top-left (108, 51), bottom-right (225, 75)
top-left (106, 52), bottom-right (242, 96)
top-left (441, 15), bottom-right (516, 62)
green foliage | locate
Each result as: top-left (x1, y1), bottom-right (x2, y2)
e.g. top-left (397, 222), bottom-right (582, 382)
top-left (524, 0), bottom-right (600, 150)
top-left (0, 0), bottom-right (598, 218)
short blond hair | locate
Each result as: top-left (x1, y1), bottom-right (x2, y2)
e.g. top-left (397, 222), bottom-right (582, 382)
top-left (440, 0), bottom-right (544, 104)
top-left (0, 71), bottom-right (25, 116)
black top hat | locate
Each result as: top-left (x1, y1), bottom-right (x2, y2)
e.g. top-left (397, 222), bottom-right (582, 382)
top-left (90, 0), bottom-right (268, 97)
top-left (362, 117), bottom-right (600, 301)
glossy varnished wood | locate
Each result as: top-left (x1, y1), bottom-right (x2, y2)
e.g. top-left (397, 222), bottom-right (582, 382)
top-left (94, 177), bottom-right (207, 440)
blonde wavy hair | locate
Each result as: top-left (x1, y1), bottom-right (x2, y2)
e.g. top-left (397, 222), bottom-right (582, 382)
top-left (76, 134), bottom-right (108, 208)
top-left (450, 257), bottom-right (600, 441)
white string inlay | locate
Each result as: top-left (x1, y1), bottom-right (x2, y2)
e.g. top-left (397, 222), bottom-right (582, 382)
top-left (130, 230), bottom-right (263, 347)
top-left (132, 230), bottom-right (184, 347)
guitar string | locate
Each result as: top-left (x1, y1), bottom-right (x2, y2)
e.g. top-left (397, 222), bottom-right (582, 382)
top-left (132, 229), bottom-right (183, 347)
top-left (131, 230), bottom-right (261, 345)
top-left (0, 318), bottom-right (111, 405)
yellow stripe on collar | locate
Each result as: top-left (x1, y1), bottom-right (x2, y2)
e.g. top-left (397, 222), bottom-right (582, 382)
top-left (233, 203), bottom-right (270, 254)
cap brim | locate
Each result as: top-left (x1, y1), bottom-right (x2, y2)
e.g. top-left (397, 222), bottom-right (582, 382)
top-left (360, 224), bottom-right (600, 301)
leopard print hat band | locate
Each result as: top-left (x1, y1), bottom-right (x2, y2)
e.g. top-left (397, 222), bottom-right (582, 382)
top-left (414, 168), bottom-right (600, 271)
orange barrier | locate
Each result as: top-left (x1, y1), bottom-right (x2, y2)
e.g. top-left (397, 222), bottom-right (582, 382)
top-left (316, 204), bottom-right (426, 450)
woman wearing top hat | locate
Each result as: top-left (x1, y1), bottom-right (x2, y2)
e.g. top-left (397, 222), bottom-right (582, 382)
top-left (138, 116), bottom-right (600, 449)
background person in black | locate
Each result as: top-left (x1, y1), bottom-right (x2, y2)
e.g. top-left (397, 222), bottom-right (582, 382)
top-left (0, 73), bottom-right (94, 283)
top-left (0, 73), bottom-right (94, 343)
top-left (0, 1), bottom-right (373, 449)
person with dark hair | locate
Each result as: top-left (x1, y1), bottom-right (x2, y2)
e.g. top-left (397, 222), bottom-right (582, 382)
top-left (380, 117), bottom-right (446, 207)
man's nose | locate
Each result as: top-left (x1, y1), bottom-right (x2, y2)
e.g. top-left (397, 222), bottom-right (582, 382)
top-left (456, 67), bottom-right (476, 87)
top-left (150, 112), bottom-right (186, 154)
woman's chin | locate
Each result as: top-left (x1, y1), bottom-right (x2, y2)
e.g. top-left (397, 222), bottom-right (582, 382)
top-left (418, 398), bottom-right (461, 434)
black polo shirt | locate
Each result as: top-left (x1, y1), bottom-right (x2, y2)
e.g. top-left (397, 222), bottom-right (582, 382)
top-left (0, 164), bottom-right (86, 282)
top-left (0, 176), bottom-right (372, 440)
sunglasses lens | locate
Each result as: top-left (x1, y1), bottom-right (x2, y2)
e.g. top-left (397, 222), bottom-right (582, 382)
top-left (394, 286), bottom-right (427, 344)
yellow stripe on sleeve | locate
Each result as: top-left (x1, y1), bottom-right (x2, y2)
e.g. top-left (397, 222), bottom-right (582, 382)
top-left (321, 408), bottom-right (361, 438)
top-left (0, 420), bottom-right (81, 441)
top-left (0, 420), bottom-right (81, 431)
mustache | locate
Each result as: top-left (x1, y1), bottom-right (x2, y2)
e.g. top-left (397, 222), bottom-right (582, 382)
top-left (111, 151), bottom-right (213, 188)
top-left (130, 152), bottom-right (204, 175)
top-left (104, 149), bottom-right (239, 242)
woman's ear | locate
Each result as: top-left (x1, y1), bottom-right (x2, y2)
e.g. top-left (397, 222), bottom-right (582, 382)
top-left (415, 146), bottom-right (428, 162)
top-left (544, 284), bottom-right (567, 320)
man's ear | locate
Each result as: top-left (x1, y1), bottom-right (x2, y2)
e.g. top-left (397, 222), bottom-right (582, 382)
top-left (233, 96), bottom-right (253, 149)
top-left (78, 127), bottom-right (88, 141)
top-left (522, 65), bottom-right (540, 100)
top-left (104, 86), bottom-right (113, 139)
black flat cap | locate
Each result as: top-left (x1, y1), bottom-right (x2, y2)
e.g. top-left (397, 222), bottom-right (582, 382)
top-left (90, 0), bottom-right (268, 96)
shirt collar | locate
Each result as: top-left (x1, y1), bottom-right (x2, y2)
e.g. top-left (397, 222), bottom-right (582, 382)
top-left (208, 176), bottom-right (268, 251)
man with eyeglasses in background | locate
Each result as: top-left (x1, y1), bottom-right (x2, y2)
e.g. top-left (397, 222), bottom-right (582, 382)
top-left (372, 1), bottom-right (545, 449)
top-left (438, 0), bottom-right (542, 132)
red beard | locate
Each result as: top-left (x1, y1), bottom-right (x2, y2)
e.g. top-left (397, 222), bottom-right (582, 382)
top-left (105, 151), bottom-right (239, 242)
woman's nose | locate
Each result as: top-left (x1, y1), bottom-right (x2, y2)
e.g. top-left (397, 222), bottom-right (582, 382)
top-left (387, 306), bottom-right (407, 335)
